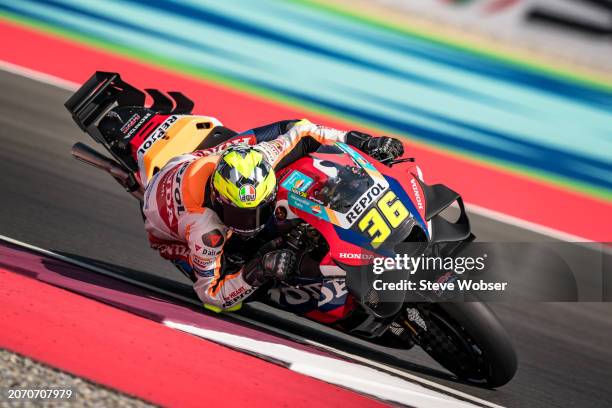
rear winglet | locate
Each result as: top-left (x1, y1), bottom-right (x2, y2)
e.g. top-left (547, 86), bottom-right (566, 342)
top-left (65, 71), bottom-right (196, 137)
top-left (64, 72), bottom-right (146, 138)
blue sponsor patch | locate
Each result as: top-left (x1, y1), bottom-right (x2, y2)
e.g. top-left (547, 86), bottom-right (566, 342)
top-left (195, 268), bottom-right (215, 278)
top-left (288, 192), bottom-right (330, 222)
top-left (281, 170), bottom-right (313, 192)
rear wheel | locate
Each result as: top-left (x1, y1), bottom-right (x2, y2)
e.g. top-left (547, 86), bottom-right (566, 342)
top-left (401, 302), bottom-right (517, 387)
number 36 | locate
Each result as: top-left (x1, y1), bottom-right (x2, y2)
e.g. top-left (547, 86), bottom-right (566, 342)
top-left (358, 191), bottom-right (410, 248)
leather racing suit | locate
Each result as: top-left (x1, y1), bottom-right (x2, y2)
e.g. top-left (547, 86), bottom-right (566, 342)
top-left (142, 119), bottom-right (379, 310)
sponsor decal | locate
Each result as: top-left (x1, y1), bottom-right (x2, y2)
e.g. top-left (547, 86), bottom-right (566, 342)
top-left (154, 162), bottom-right (190, 233)
top-left (338, 252), bottom-right (374, 260)
top-left (150, 241), bottom-right (190, 259)
top-left (281, 170), bottom-right (314, 192)
top-left (227, 286), bottom-right (247, 300)
top-left (120, 113), bottom-right (140, 135)
top-left (410, 178), bottom-right (424, 210)
top-left (174, 162), bottom-right (189, 215)
top-left (309, 196), bottom-right (325, 205)
top-left (239, 184), bottom-right (256, 202)
top-left (222, 287), bottom-right (255, 308)
top-left (202, 229), bottom-right (225, 248)
top-left (124, 112), bottom-right (152, 139)
top-left (137, 115), bottom-right (178, 155)
top-left (290, 188), bottom-right (308, 197)
top-left (255, 138), bottom-right (285, 163)
top-left (195, 268), bottom-right (215, 278)
top-left (192, 255), bottom-right (215, 271)
top-left (201, 248), bottom-right (218, 256)
top-left (345, 182), bottom-right (386, 224)
top-left (156, 167), bottom-right (179, 232)
top-left (288, 193), bottom-right (331, 222)
top-left (268, 138), bottom-right (286, 153)
top-left (267, 279), bottom-right (348, 308)
top-left (315, 124), bottom-right (345, 136)
top-left (311, 205), bottom-right (322, 214)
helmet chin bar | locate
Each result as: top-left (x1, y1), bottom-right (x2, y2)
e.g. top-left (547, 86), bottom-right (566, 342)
top-left (211, 188), bottom-right (274, 237)
top-left (231, 224), bottom-right (265, 239)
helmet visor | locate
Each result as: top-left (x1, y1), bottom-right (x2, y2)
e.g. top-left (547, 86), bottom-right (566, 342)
top-left (214, 199), bottom-right (273, 235)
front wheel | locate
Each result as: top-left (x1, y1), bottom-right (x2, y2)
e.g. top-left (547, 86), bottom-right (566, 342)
top-left (402, 302), bottom-right (517, 387)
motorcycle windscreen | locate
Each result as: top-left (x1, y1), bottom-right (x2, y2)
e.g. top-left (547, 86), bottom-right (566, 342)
top-left (312, 144), bottom-right (420, 248)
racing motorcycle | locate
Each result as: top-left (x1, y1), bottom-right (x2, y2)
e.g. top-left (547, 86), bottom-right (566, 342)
top-left (65, 72), bottom-right (517, 387)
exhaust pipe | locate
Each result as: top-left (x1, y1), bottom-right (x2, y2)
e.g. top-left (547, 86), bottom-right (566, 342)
top-left (72, 142), bottom-right (125, 174)
top-left (71, 142), bottom-right (143, 201)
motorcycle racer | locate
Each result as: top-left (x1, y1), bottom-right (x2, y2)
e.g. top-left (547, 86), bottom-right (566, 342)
top-left (141, 117), bottom-right (404, 311)
top-left (66, 72), bottom-right (516, 387)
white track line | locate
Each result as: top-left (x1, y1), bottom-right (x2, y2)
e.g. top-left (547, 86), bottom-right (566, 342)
top-left (0, 233), bottom-right (502, 408)
top-left (0, 58), bottom-right (595, 243)
top-left (0, 60), bottom-right (80, 90)
top-left (165, 321), bottom-right (476, 408)
top-left (464, 203), bottom-right (591, 242)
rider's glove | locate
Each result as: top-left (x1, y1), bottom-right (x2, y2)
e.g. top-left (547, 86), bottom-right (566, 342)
top-left (243, 249), bottom-right (297, 287)
top-left (363, 136), bottom-right (404, 163)
top-left (345, 131), bottom-right (404, 163)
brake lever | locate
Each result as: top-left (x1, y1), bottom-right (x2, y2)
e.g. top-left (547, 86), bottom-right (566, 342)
top-left (388, 157), bottom-right (415, 167)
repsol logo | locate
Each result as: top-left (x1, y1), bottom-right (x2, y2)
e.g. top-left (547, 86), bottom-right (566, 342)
top-left (174, 163), bottom-right (189, 215)
top-left (346, 182), bottom-right (385, 224)
top-left (410, 178), bottom-right (424, 210)
top-left (137, 115), bottom-right (178, 155)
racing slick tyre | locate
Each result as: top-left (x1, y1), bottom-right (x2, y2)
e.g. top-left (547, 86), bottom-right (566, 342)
top-left (413, 302), bottom-right (517, 388)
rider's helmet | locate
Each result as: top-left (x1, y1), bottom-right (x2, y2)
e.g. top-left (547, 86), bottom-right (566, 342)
top-left (211, 145), bottom-right (277, 238)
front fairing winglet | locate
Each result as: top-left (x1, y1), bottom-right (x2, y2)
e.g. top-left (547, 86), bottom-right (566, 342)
top-left (416, 179), bottom-right (473, 243)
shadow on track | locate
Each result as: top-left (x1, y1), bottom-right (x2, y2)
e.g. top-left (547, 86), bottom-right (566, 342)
top-left (54, 252), bottom-right (457, 383)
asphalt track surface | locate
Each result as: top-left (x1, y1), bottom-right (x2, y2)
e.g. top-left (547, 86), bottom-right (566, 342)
top-left (1, 70), bottom-right (611, 408)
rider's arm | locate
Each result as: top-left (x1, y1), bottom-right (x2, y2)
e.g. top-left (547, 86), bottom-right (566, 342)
top-left (254, 121), bottom-right (350, 170)
top-left (240, 118), bottom-right (365, 146)
top-left (254, 121), bottom-right (404, 169)
top-left (238, 119), bottom-right (301, 142)
top-left (183, 211), bottom-right (295, 310)
top-left (182, 212), bottom-right (256, 310)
